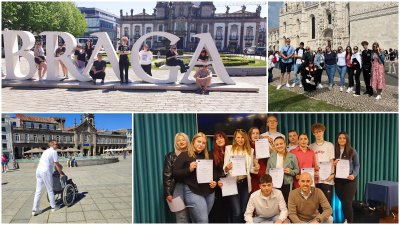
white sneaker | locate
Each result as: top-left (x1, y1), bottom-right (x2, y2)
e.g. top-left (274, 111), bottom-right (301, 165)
top-left (32, 210), bottom-right (42, 216)
top-left (51, 205), bottom-right (60, 212)
top-left (277, 84), bottom-right (282, 90)
top-left (299, 83), bottom-right (303, 88)
top-left (328, 85), bottom-right (333, 90)
top-left (291, 83), bottom-right (296, 88)
top-left (353, 94), bottom-right (360, 97)
top-left (317, 84), bottom-right (324, 89)
top-left (346, 87), bottom-right (353, 93)
top-left (375, 95), bottom-right (382, 100)
top-left (286, 83), bottom-right (291, 88)
top-left (340, 87), bottom-right (344, 92)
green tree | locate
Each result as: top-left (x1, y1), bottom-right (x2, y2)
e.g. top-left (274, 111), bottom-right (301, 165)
top-left (2, 2), bottom-right (87, 36)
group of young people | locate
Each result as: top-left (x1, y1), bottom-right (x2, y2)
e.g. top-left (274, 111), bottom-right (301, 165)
top-left (269, 38), bottom-right (388, 99)
top-left (163, 115), bottom-right (360, 223)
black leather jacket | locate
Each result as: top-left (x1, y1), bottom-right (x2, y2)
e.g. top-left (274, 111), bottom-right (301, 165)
top-left (163, 151), bottom-right (178, 197)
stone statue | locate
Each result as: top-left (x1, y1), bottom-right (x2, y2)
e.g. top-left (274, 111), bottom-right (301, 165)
top-left (226, 5), bottom-right (230, 14)
top-left (153, 8), bottom-right (157, 15)
top-left (131, 9), bottom-right (133, 16)
top-left (241, 5), bottom-right (246, 13)
top-left (143, 8), bottom-right (146, 15)
top-left (256, 5), bottom-right (261, 14)
top-left (120, 9), bottom-right (123, 17)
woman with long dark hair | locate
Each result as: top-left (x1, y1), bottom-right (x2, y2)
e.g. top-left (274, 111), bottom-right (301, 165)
top-left (371, 42), bottom-right (386, 100)
top-left (334, 132), bottom-right (360, 223)
top-left (345, 46), bottom-right (354, 93)
top-left (248, 127), bottom-right (267, 193)
top-left (209, 131), bottom-right (230, 223)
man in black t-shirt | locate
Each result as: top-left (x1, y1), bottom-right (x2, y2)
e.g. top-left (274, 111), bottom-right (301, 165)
top-left (361, 41), bottom-right (373, 96)
top-left (90, 53), bottom-right (106, 84)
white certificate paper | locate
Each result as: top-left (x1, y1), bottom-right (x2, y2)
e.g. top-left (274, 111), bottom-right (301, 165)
top-left (255, 139), bottom-right (270, 159)
top-left (231, 155), bottom-right (247, 176)
top-left (220, 177), bottom-right (238, 196)
top-left (167, 196), bottom-right (185, 212)
top-left (335, 159), bottom-right (350, 179)
top-left (301, 168), bottom-right (315, 187)
top-left (196, 159), bottom-right (213, 183)
top-left (319, 162), bottom-right (332, 181)
top-left (269, 168), bottom-right (284, 188)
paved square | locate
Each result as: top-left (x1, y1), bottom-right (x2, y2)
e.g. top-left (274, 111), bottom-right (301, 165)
top-left (1, 156), bottom-right (132, 223)
top-left (2, 59), bottom-right (266, 112)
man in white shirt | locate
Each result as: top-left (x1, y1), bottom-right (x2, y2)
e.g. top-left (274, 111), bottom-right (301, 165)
top-left (261, 115), bottom-right (285, 151)
top-left (309, 123), bottom-right (335, 208)
top-left (244, 174), bottom-right (288, 223)
top-left (32, 140), bottom-right (64, 216)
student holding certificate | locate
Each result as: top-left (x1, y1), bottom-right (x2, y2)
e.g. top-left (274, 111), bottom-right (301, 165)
top-left (333, 132), bottom-right (360, 223)
top-left (163, 132), bottom-right (190, 223)
top-left (249, 127), bottom-right (268, 193)
top-left (267, 136), bottom-right (299, 204)
top-left (223, 129), bottom-right (258, 223)
top-left (173, 132), bottom-right (217, 223)
top-left (209, 131), bottom-right (230, 223)
top-left (309, 123), bottom-right (335, 207)
top-left (290, 133), bottom-right (316, 188)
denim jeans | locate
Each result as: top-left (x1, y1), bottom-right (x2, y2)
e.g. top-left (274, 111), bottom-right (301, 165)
top-left (337, 65), bottom-right (347, 87)
top-left (325, 64), bottom-right (336, 86)
top-left (174, 183), bottom-right (190, 223)
top-left (183, 184), bottom-right (215, 223)
top-left (229, 180), bottom-right (249, 223)
top-left (253, 215), bottom-right (280, 223)
top-left (293, 63), bottom-right (302, 84)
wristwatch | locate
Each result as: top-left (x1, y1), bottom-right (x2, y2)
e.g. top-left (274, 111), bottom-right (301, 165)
top-left (316, 218), bottom-right (321, 223)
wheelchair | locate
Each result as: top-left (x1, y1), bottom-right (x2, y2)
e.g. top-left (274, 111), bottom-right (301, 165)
top-left (47, 171), bottom-right (78, 207)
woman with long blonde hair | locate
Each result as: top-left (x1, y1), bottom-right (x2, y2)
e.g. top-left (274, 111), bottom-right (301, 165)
top-left (163, 132), bottom-right (190, 223)
top-left (222, 129), bottom-right (258, 223)
top-left (173, 132), bottom-right (217, 223)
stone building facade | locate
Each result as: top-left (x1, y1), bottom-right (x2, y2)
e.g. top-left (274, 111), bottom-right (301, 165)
top-left (269, 1), bottom-right (398, 51)
top-left (119, 2), bottom-right (266, 52)
top-left (5, 114), bottom-right (130, 159)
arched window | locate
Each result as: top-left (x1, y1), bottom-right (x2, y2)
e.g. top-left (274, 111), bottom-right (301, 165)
top-left (311, 15), bottom-right (316, 39)
top-left (327, 11), bottom-right (332, 25)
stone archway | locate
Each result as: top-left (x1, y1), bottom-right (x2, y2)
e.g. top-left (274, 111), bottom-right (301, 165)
top-left (323, 28), bottom-right (333, 48)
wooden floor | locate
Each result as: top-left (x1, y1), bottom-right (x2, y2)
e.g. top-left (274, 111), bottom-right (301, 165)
top-left (379, 208), bottom-right (398, 223)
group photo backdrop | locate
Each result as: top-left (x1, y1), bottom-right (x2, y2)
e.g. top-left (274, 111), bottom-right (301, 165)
top-left (133, 113), bottom-right (398, 223)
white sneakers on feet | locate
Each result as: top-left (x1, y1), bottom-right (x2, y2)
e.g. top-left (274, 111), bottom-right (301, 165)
top-left (317, 83), bottom-right (323, 89)
top-left (291, 83), bottom-right (296, 88)
top-left (340, 86), bottom-right (344, 92)
top-left (346, 87), bottom-right (353, 93)
top-left (32, 210), bottom-right (42, 216)
top-left (299, 83), bottom-right (303, 88)
top-left (51, 205), bottom-right (60, 212)
top-left (277, 84), bottom-right (282, 90)
top-left (353, 94), bottom-right (360, 97)
top-left (285, 83), bottom-right (291, 88)
top-left (376, 95), bottom-right (382, 100)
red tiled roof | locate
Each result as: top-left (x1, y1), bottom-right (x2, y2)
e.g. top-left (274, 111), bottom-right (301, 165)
top-left (16, 114), bottom-right (58, 124)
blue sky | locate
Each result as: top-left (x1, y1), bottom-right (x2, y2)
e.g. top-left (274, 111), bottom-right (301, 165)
top-left (268, 1), bottom-right (282, 29)
top-left (8, 113), bottom-right (132, 130)
top-left (74, 1), bottom-right (267, 18)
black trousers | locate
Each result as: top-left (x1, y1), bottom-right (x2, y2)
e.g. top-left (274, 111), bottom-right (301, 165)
top-left (335, 178), bottom-right (357, 223)
top-left (89, 71), bottom-right (105, 80)
top-left (316, 183), bottom-right (333, 213)
top-left (141, 64), bottom-right (152, 76)
top-left (119, 59), bottom-right (129, 82)
top-left (362, 68), bottom-right (373, 94)
top-left (277, 183), bottom-right (292, 205)
top-left (354, 68), bottom-right (361, 95)
top-left (347, 66), bottom-right (354, 87)
top-left (315, 68), bottom-right (323, 85)
top-left (167, 58), bottom-right (186, 73)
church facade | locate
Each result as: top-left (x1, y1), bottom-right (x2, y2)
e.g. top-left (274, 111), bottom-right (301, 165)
top-left (269, 1), bottom-right (398, 51)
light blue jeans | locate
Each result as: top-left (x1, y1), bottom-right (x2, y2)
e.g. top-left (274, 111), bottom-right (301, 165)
top-left (337, 65), bottom-right (347, 87)
top-left (253, 215), bottom-right (280, 223)
top-left (173, 183), bottom-right (190, 223)
top-left (183, 184), bottom-right (215, 223)
top-left (293, 63), bottom-right (302, 84)
top-left (325, 64), bottom-right (336, 86)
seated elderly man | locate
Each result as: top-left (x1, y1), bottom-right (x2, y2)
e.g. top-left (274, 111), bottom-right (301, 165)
top-left (244, 174), bottom-right (288, 224)
top-left (288, 172), bottom-right (333, 223)
top-left (194, 65), bottom-right (212, 94)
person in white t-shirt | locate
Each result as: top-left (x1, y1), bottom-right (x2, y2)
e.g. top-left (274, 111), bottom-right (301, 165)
top-left (139, 44), bottom-right (153, 76)
top-left (261, 115), bottom-right (285, 152)
top-left (287, 130), bottom-right (299, 152)
top-left (309, 123), bottom-right (335, 208)
top-left (32, 140), bottom-right (64, 216)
